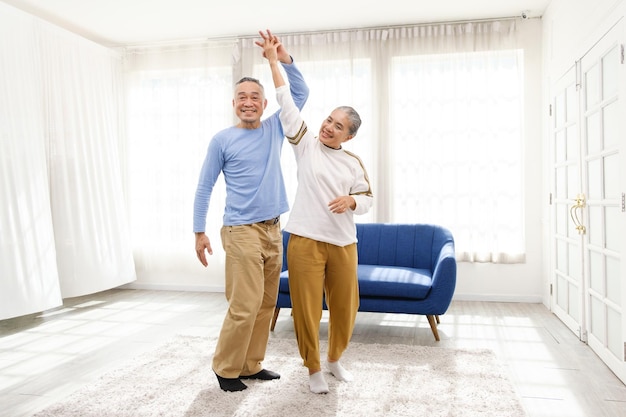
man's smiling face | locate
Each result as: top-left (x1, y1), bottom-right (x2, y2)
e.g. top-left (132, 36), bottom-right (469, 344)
top-left (233, 81), bottom-right (267, 129)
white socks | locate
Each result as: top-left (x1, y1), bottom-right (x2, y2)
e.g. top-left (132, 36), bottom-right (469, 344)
top-left (309, 371), bottom-right (329, 394)
top-left (327, 360), bottom-right (354, 382)
top-left (308, 361), bottom-right (353, 394)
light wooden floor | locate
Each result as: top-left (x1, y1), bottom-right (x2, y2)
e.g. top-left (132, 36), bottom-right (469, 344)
top-left (1, 289), bottom-right (626, 417)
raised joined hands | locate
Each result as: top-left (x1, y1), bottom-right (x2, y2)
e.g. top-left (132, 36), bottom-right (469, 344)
top-left (255, 29), bottom-right (290, 64)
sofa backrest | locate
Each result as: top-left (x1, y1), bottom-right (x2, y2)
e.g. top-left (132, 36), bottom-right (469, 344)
top-left (282, 223), bottom-right (454, 272)
top-left (356, 223), bottom-right (453, 270)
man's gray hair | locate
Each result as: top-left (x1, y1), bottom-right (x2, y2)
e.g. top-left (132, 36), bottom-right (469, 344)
top-left (236, 77), bottom-right (264, 93)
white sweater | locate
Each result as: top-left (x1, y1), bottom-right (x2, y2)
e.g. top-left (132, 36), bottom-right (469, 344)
top-left (277, 85), bottom-right (373, 247)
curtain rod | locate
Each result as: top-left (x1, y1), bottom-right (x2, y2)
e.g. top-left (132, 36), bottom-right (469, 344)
top-left (124, 15), bottom-right (528, 50)
top-left (236, 15), bottom-right (525, 40)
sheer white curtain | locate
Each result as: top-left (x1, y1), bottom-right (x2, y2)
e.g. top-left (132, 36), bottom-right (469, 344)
top-left (0, 4), bottom-right (135, 319)
top-left (236, 21), bottom-right (524, 262)
top-left (124, 43), bottom-right (234, 287)
top-left (0, 4), bottom-right (62, 319)
top-left (40, 22), bottom-right (136, 296)
top-left (385, 22), bottom-right (525, 262)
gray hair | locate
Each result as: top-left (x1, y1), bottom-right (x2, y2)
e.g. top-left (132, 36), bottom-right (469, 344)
top-left (335, 106), bottom-right (362, 136)
top-left (235, 77), bottom-right (265, 93)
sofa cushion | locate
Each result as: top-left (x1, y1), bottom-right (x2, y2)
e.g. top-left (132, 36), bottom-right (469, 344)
top-left (357, 265), bottom-right (432, 300)
top-left (279, 265), bottom-right (432, 301)
top-left (279, 270), bottom-right (290, 292)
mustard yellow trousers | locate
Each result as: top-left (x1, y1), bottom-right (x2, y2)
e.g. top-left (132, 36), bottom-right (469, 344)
top-left (287, 234), bottom-right (359, 371)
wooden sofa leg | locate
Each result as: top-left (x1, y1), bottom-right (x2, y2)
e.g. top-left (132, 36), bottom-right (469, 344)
top-left (426, 315), bottom-right (440, 341)
top-left (271, 308), bottom-right (280, 331)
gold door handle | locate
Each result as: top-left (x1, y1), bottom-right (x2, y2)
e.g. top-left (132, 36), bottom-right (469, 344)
top-left (569, 193), bottom-right (586, 235)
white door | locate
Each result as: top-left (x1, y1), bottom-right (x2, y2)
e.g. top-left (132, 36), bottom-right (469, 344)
top-left (550, 65), bottom-right (585, 337)
top-left (579, 21), bottom-right (626, 383)
top-left (550, 21), bottom-right (626, 383)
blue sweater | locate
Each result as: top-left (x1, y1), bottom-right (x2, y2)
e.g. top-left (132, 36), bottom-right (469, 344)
top-left (193, 62), bottom-right (309, 232)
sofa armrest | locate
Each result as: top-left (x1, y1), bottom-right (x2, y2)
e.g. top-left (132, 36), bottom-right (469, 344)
top-left (428, 237), bottom-right (457, 313)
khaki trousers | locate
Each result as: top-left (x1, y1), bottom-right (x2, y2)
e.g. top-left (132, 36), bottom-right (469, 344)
top-left (212, 222), bottom-right (282, 378)
top-left (286, 234), bottom-right (359, 371)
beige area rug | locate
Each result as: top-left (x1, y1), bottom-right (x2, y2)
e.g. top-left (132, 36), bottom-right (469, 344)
top-left (35, 335), bottom-right (527, 417)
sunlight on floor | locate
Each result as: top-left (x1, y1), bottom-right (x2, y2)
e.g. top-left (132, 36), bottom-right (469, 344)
top-left (0, 293), bottom-right (208, 402)
top-left (2, 292), bottom-right (625, 417)
top-left (343, 305), bottom-right (598, 417)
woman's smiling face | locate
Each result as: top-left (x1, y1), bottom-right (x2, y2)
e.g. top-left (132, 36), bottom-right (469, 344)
top-left (318, 109), bottom-right (353, 149)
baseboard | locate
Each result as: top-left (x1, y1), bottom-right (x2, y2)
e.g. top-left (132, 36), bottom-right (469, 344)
top-left (119, 284), bottom-right (543, 304)
top-left (119, 282), bottom-right (225, 293)
top-left (452, 293), bottom-right (543, 303)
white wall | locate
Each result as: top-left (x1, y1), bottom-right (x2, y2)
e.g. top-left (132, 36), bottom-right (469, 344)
top-left (543, 0), bottom-right (624, 78)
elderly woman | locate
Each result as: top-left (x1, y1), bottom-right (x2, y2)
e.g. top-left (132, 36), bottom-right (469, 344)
top-left (258, 33), bottom-right (373, 394)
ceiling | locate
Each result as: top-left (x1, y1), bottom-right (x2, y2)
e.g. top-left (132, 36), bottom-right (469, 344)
top-left (2, 0), bottom-right (552, 47)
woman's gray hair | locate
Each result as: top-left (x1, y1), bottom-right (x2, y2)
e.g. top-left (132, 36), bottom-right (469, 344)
top-left (335, 106), bottom-right (362, 136)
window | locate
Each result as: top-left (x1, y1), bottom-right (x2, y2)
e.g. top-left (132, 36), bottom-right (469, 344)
top-left (389, 50), bottom-right (525, 262)
top-left (125, 20), bottom-right (526, 267)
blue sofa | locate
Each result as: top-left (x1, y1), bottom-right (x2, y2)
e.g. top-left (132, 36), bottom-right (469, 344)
top-left (271, 223), bottom-right (457, 341)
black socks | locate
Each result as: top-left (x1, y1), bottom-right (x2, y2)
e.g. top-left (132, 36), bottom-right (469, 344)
top-left (214, 372), bottom-right (247, 392)
top-left (215, 369), bottom-right (280, 391)
top-left (240, 369), bottom-right (280, 380)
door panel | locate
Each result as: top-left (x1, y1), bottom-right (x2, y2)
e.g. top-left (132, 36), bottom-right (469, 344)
top-left (551, 65), bottom-right (584, 335)
top-left (550, 19), bottom-right (625, 384)
top-left (579, 20), bottom-right (625, 383)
